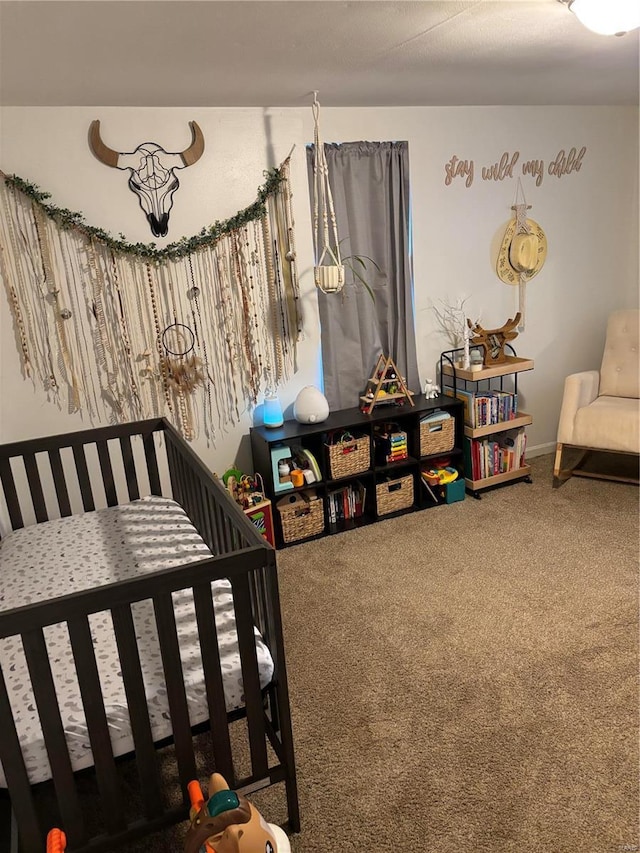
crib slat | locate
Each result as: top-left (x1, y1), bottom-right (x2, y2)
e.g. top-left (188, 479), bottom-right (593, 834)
top-left (205, 488), bottom-right (222, 554)
top-left (48, 447), bottom-right (72, 517)
top-left (167, 439), bottom-right (185, 507)
top-left (0, 664), bottom-right (45, 851)
top-left (263, 555), bottom-right (300, 831)
top-left (111, 604), bottom-right (164, 819)
top-left (72, 444), bottom-right (95, 512)
top-left (23, 452), bottom-right (48, 523)
top-left (197, 480), bottom-right (213, 552)
top-left (232, 574), bottom-right (269, 779)
top-left (0, 457), bottom-right (23, 530)
top-left (120, 435), bottom-right (140, 501)
top-left (193, 582), bottom-right (235, 782)
top-left (96, 440), bottom-right (118, 506)
top-left (143, 431), bottom-right (162, 495)
top-left (182, 457), bottom-right (197, 524)
top-left (153, 593), bottom-right (198, 787)
top-left (184, 466), bottom-right (198, 526)
top-left (68, 615), bottom-right (126, 834)
top-left (22, 628), bottom-right (86, 846)
top-left (219, 503), bottom-right (232, 554)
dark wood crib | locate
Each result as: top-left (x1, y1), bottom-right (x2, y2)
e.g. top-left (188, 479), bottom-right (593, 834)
top-left (0, 418), bottom-right (299, 853)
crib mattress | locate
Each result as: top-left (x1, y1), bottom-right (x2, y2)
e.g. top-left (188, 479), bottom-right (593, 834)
top-left (0, 495), bottom-right (274, 787)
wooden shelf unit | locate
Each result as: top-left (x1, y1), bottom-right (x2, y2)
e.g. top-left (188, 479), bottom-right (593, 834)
top-left (250, 394), bottom-right (464, 548)
top-left (464, 411), bottom-right (532, 439)
top-left (442, 356), bottom-right (534, 383)
top-left (440, 347), bottom-right (534, 498)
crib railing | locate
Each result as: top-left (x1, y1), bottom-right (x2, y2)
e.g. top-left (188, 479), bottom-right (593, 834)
top-left (0, 419), bottom-right (299, 853)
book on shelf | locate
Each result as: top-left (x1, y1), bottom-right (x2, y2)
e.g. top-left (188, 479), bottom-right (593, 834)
top-left (327, 480), bottom-right (366, 525)
top-left (445, 387), bottom-right (517, 428)
top-left (463, 427), bottom-right (527, 480)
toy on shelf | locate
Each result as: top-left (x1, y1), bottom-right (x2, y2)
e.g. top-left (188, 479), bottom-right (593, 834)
top-left (423, 378), bottom-right (440, 399)
top-left (224, 470), bottom-right (263, 509)
top-left (360, 354), bottom-right (415, 414)
top-left (185, 773), bottom-right (291, 853)
top-left (421, 462), bottom-right (463, 505)
top-left (422, 465), bottom-right (459, 486)
top-left (270, 444), bottom-right (295, 493)
top-left (222, 469), bottom-right (275, 547)
top-left (373, 423), bottom-right (408, 465)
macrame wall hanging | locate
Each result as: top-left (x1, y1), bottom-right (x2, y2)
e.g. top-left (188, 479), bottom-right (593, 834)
top-left (0, 158), bottom-right (302, 442)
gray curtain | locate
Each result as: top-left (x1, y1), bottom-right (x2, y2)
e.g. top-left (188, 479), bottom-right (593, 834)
top-left (306, 140), bottom-right (419, 411)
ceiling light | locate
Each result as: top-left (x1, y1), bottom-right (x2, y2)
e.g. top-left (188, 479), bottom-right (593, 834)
top-left (560, 0), bottom-right (640, 36)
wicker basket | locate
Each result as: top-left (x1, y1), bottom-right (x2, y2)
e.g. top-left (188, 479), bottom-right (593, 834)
top-left (277, 491), bottom-right (325, 543)
top-left (376, 474), bottom-right (414, 516)
top-left (420, 415), bottom-right (454, 457)
top-left (325, 432), bottom-right (371, 479)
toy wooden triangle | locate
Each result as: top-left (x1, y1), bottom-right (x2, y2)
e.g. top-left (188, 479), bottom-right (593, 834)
top-left (360, 354), bottom-right (415, 414)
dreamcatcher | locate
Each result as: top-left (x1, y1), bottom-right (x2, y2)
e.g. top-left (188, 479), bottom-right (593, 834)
top-left (161, 322), bottom-right (205, 439)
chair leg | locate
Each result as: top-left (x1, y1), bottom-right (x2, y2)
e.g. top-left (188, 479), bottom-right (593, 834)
top-left (553, 442), bottom-right (574, 488)
top-left (553, 443), bottom-right (596, 487)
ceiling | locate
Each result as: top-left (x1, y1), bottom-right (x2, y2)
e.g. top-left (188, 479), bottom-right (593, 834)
top-left (0, 0), bottom-right (638, 107)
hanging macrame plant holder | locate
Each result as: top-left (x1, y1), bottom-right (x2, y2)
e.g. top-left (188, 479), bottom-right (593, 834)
top-left (311, 92), bottom-right (345, 294)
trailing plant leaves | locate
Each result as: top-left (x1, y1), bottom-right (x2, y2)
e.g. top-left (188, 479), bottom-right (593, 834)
top-left (2, 167), bottom-right (285, 263)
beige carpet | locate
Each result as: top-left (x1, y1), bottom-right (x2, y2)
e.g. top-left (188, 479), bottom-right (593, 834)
top-left (259, 453), bottom-right (639, 853)
top-left (81, 454), bottom-right (640, 852)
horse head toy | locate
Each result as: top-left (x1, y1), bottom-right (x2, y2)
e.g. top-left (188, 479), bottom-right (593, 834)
top-left (44, 774), bottom-right (290, 853)
top-left (184, 773), bottom-right (291, 853)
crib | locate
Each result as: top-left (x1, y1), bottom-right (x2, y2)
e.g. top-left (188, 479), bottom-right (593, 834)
top-left (0, 418), bottom-right (299, 853)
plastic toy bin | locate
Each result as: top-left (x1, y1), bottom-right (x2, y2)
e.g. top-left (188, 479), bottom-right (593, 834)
top-left (444, 478), bottom-right (466, 504)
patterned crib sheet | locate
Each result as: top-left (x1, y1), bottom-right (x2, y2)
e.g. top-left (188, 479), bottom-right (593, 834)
top-left (0, 495), bottom-right (274, 786)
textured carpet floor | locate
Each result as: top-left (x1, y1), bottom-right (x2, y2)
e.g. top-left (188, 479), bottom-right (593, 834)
top-left (14, 454), bottom-right (638, 853)
top-left (268, 454), bottom-right (639, 853)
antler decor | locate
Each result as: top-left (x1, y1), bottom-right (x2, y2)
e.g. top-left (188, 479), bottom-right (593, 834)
top-left (467, 314), bottom-right (521, 366)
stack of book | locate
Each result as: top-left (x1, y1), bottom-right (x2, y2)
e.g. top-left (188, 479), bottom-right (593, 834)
top-left (327, 481), bottom-right (366, 526)
top-left (464, 427), bottom-right (527, 480)
top-left (445, 387), bottom-right (517, 428)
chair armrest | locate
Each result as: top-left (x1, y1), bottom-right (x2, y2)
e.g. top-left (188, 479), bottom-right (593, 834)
top-left (557, 370), bottom-right (600, 444)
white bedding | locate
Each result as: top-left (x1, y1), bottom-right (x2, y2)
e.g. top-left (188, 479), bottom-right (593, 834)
top-left (0, 495), bottom-right (274, 787)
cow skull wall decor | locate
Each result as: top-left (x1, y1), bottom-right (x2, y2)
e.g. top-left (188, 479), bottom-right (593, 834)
top-left (88, 120), bottom-right (205, 238)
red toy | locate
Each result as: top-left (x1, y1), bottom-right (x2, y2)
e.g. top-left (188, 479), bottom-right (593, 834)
top-left (46, 829), bottom-right (66, 853)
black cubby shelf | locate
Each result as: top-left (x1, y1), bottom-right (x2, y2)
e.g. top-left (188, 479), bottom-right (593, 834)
top-left (250, 394), bottom-right (465, 548)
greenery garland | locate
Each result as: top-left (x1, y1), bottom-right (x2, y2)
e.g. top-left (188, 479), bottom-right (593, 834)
top-left (2, 166), bottom-right (285, 263)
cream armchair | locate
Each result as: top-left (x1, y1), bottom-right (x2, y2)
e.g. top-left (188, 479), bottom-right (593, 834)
top-left (554, 308), bottom-right (640, 486)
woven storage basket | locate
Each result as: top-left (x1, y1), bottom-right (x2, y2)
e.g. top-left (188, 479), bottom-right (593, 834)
top-left (376, 474), bottom-right (414, 516)
top-left (325, 433), bottom-right (371, 479)
top-left (278, 492), bottom-right (325, 543)
top-left (420, 415), bottom-right (454, 457)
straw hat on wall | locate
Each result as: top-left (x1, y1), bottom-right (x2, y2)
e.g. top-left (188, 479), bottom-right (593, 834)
top-left (497, 217), bottom-right (547, 285)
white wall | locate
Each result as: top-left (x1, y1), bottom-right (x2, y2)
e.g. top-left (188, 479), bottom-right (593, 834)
top-left (1, 105), bottom-right (638, 475)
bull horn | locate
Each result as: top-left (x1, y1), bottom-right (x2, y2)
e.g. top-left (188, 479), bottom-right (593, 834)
top-left (180, 121), bottom-right (205, 167)
top-left (88, 120), bottom-right (119, 168)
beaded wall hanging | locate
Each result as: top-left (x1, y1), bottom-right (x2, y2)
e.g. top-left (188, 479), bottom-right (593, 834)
top-left (0, 158), bottom-right (302, 442)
